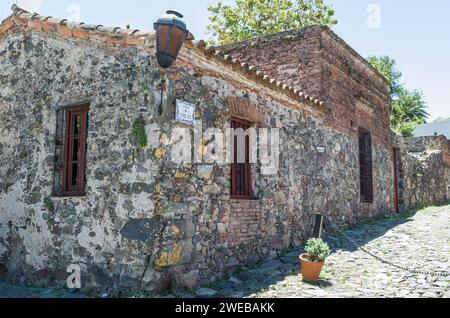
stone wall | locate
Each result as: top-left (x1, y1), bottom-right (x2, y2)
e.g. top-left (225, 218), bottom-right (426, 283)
top-left (400, 151), bottom-right (450, 210)
top-left (404, 135), bottom-right (450, 166)
top-left (0, 23), bottom-right (398, 294)
top-left (393, 134), bottom-right (450, 211)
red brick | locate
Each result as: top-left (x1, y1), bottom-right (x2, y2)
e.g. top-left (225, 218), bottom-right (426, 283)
top-left (125, 36), bottom-right (145, 46)
top-left (13, 17), bottom-right (28, 26)
top-left (42, 22), bottom-right (57, 33)
top-left (91, 32), bottom-right (124, 45)
top-left (72, 28), bottom-right (90, 40)
top-left (221, 27), bottom-right (391, 149)
top-left (56, 25), bottom-right (72, 37)
top-left (28, 19), bottom-right (42, 30)
top-left (0, 18), bottom-right (14, 35)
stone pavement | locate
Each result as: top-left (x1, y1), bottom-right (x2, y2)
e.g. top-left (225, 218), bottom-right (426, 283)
top-left (0, 282), bottom-right (90, 298)
top-left (1, 204), bottom-right (449, 298)
top-left (195, 204), bottom-right (450, 298)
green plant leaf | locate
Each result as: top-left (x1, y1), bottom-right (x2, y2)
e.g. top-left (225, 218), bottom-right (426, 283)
top-left (304, 238), bottom-right (331, 262)
top-left (130, 115), bottom-right (148, 149)
top-left (207, 0), bottom-right (337, 45)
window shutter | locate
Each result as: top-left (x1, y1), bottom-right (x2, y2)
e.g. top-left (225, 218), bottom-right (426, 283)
top-left (359, 129), bottom-right (374, 203)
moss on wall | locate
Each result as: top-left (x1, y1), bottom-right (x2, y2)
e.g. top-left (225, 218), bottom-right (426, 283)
top-left (130, 115), bottom-right (148, 148)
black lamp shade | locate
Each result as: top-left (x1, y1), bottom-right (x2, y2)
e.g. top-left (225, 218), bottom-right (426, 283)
top-left (154, 10), bottom-right (189, 68)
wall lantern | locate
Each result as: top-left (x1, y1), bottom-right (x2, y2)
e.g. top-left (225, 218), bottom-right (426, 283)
top-left (154, 10), bottom-right (189, 68)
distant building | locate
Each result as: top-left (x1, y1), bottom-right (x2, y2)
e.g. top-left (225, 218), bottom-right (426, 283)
top-left (414, 118), bottom-right (450, 138)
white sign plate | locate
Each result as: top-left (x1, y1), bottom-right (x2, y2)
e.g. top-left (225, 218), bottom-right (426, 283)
top-left (175, 100), bottom-right (196, 126)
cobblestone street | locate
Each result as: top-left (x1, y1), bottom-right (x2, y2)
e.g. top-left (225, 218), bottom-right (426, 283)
top-left (204, 203), bottom-right (450, 298)
top-left (1, 203), bottom-right (449, 298)
top-left (0, 283), bottom-right (90, 298)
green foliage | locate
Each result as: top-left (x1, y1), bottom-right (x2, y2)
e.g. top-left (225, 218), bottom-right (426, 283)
top-left (345, 60), bottom-right (354, 76)
top-left (391, 88), bottom-right (428, 137)
top-left (207, 0), bottom-right (337, 45)
top-left (412, 171), bottom-right (423, 179)
top-left (304, 238), bottom-right (331, 262)
top-left (367, 55), bottom-right (402, 96)
top-left (424, 139), bottom-right (440, 153)
top-left (43, 197), bottom-right (55, 212)
top-left (239, 243), bottom-right (247, 251)
top-left (368, 55), bottom-right (429, 137)
top-left (319, 267), bottom-right (335, 280)
top-left (43, 197), bottom-right (56, 228)
top-left (130, 115), bottom-right (148, 148)
top-left (19, 151), bottom-right (29, 160)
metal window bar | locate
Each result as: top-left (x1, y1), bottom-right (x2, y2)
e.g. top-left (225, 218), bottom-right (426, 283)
top-left (59, 104), bottom-right (89, 196)
top-left (52, 108), bottom-right (66, 196)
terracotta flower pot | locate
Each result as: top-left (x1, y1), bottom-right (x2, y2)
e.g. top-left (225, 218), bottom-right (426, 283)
top-left (300, 253), bottom-right (325, 282)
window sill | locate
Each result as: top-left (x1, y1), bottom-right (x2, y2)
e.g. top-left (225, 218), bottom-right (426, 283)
top-left (52, 193), bottom-right (87, 199)
top-left (231, 197), bottom-right (259, 201)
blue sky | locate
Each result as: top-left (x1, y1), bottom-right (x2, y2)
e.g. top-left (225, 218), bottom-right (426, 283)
top-left (1, 0), bottom-right (449, 121)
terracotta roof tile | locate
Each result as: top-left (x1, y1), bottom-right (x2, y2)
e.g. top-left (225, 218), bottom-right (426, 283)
top-left (189, 39), bottom-right (326, 109)
top-left (0, 4), bottom-right (155, 47)
top-left (1, 4), bottom-right (326, 110)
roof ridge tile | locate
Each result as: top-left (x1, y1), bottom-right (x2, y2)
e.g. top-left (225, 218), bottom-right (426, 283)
top-left (3, 4), bottom-right (154, 48)
top-left (190, 40), bottom-right (326, 109)
top-left (5, 4), bottom-right (326, 110)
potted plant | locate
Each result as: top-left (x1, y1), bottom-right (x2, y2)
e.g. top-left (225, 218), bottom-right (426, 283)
top-left (300, 238), bottom-right (331, 282)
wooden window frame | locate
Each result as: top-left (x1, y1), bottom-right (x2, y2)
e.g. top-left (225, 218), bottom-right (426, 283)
top-left (231, 118), bottom-right (253, 200)
top-left (59, 104), bottom-right (89, 197)
top-left (359, 128), bottom-right (374, 203)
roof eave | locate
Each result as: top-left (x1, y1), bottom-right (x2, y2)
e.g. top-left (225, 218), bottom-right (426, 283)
top-left (187, 39), bottom-right (327, 112)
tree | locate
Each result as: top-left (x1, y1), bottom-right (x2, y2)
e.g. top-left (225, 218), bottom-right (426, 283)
top-left (207, 0), bottom-right (337, 45)
top-left (367, 55), bottom-right (402, 98)
top-left (368, 55), bottom-right (429, 137)
top-left (391, 88), bottom-right (428, 137)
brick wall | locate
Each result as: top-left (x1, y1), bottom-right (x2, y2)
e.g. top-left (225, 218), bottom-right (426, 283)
top-left (220, 26), bottom-right (391, 148)
top-left (228, 200), bottom-right (262, 248)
